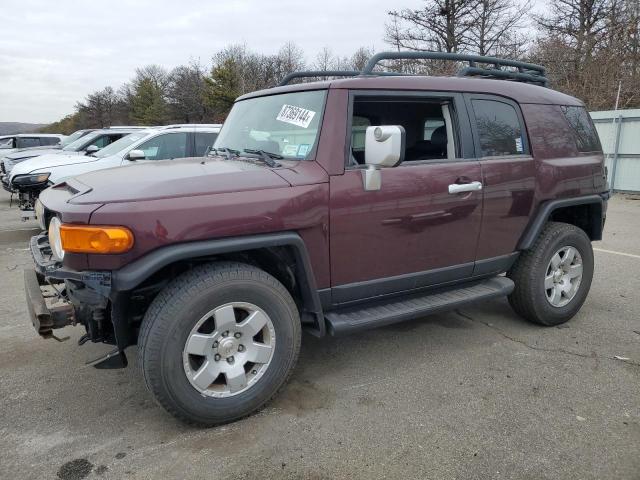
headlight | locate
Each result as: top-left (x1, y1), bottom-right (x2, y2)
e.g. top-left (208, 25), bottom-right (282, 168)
top-left (35, 199), bottom-right (46, 230)
top-left (12, 172), bottom-right (50, 186)
top-left (48, 217), bottom-right (65, 261)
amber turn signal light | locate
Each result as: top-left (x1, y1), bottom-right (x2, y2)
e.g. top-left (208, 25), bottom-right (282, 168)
top-left (59, 225), bottom-right (134, 254)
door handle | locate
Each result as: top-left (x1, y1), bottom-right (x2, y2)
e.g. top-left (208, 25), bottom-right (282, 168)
top-left (448, 181), bottom-right (483, 194)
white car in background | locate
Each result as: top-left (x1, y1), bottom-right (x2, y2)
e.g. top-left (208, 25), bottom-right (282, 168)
top-left (0, 133), bottom-right (66, 159)
top-left (7, 124), bottom-right (221, 212)
top-left (1, 127), bottom-right (145, 177)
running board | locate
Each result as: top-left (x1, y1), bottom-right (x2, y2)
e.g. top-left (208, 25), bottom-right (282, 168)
top-left (325, 276), bottom-right (514, 336)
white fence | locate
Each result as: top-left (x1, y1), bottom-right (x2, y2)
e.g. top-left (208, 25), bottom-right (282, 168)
top-left (591, 109), bottom-right (640, 193)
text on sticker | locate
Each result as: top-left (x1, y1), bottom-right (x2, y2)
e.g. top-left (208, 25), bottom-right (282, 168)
top-left (276, 105), bottom-right (316, 128)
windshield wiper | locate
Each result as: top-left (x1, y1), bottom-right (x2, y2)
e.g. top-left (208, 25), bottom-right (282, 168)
top-left (243, 149), bottom-right (283, 168)
top-left (209, 147), bottom-right (240, 160)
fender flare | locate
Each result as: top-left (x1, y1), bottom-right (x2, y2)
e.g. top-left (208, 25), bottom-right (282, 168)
top-left (111, 231), bottom-right (325, 336)
top-left (517, 194), bottom-right (605, 250)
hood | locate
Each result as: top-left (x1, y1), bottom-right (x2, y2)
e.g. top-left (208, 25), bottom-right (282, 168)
top-left (5, 147), bottom-right (67, 161)
top-left (68, 156), bottom-right (292, 204)
top-left (9, 153), bottom-right (98, 179)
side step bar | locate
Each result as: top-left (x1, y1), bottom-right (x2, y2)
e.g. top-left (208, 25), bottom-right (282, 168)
top-left (325, 276), bottom-right (514, 336)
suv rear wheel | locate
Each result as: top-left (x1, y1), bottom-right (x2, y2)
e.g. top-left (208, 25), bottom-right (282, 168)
top-left (508, 222), bottom-right (594, 326)
top-left (138, 262), bottom-right (301, 426)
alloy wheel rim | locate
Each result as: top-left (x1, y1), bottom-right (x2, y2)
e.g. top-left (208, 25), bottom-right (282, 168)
top-left (182, 302), bottom-right (276, 398)
top-left (544, 246), bottom-right (583, 308)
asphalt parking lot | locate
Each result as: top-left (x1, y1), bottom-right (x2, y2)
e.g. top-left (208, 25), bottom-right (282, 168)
top-left (0, 190), bottom-right (638, 480)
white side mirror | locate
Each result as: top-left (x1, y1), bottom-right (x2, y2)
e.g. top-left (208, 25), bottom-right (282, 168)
top-left (85, 145), bottom-right (99, 154)
top-left (362, 125), bottom-right (405, 191)
top-left (127, 149), bottom-right (145, 161)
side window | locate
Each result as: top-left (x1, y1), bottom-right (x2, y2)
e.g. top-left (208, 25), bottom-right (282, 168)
top-left (472, 99), bottom-right (526, 157)
top-left (0, 138), bottom-right (14, 148)
top-left (423, 118), bottom-right (445, 140)
top-left (349, 97), bottom-right (456, 166)
top-left (16, 137), bottom-right (40, 148)
top-left (137, 133), bottom-right (188, 160)
top-left (351, 116), bottom-right (371, 161)
top-left (194, 132), bottom-right (218, 156)
top-left (40, 137), bottom-right (60, 146)
top-left (560, 106), bottom-right (601, 153)
top-left (91, 134), bottom-right (120, 149)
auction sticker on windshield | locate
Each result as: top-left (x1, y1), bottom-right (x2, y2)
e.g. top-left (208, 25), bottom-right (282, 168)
top-left (276, 104), bottom-right (316, 128)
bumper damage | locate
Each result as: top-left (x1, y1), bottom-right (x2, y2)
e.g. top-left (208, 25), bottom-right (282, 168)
top-left (25, 233), bottom-right (129, 368)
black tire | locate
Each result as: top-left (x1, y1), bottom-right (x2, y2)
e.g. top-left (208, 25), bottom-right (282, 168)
top-left (138, 262), bottom-right (301, 426)
top-left (508, 222), bottom-right (594, 326)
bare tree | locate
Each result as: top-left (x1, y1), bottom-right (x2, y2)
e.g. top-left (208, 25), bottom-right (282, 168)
top-left (75, 86), bottom-right (124, 127)
top-left (466, 0), bottom-right (532, 57)
top-left (385, 0), bottom-right (482, 53)
top-left (350, 46), bottom-right (375, 70)
top-left (167, 61), bottom-right (208, 123)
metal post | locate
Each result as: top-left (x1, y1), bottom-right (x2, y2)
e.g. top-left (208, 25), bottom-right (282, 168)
top-left (610, 114), bottom-right (623, 191)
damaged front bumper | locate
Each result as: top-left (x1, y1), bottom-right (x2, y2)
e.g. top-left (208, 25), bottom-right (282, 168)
top-left (25, 234), bottom-right (129, 368)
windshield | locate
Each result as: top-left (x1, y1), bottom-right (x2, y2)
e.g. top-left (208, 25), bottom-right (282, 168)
top-left (60, 130), bottom-right (87, 147)
top-left (62, 131), bottom-right (100, 151)
top-left (214, 90), bottom-right (326, 160)
top-left (94, 132), bottom-right (145, 158)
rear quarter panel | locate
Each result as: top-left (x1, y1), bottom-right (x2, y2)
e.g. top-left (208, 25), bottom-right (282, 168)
top-left (521, 103), bottom-right (605, 202)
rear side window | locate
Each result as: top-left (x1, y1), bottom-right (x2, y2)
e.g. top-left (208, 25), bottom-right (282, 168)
top-left (16, 137), bottom-right (40, 148)
top-left (137, 132), bottom-right (188, 160)
top-left (40, 137), bottom-right (60, 146)
top-left (472, 99), bottom-right (526, 157)
top-left (560, 106), bottom-right (601, 153)
top-left (194, 132), bottom-right (218, 156)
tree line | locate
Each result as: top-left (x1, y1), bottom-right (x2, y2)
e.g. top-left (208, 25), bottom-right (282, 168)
top-left (41, 0), bottom-right (639, 133)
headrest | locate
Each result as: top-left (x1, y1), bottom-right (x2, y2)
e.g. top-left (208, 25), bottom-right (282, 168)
top-left (431, 126), bottom-right (447, 148)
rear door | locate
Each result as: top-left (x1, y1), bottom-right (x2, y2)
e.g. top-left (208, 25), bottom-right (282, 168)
top-left (329, 91), bottom-right (483, 305)
top-left (463, 94), bottom-right (536, 272)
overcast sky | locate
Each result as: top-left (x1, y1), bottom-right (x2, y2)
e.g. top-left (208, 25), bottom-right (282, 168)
top-left (0, 0), bottom-right (432, 123)
top-left (1, 0), bottom-right (547, 124)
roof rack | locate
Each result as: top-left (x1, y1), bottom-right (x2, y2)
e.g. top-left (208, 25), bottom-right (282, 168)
top-left (160, 124), bottom-right (223, 129)
top-left (363, 51), bottom-right (548, 86)
top-left (278, 51), bottom-right (548, 87)
top-left (278, 70), bottom-right (360, 87)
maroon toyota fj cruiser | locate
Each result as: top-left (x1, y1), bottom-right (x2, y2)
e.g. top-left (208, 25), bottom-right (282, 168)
top-left (25, 52), bottom-right (609, 426)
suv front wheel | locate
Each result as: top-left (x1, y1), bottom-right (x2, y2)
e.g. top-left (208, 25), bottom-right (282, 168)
top-left (138, 262), bottom-right (301, 426)
top-left (508, 222), bottom-right (594, 326)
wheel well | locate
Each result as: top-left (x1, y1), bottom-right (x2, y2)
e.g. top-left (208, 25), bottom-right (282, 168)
top-left (127, 246), bottom-right (316, 329)
top-left (548, 203), bottom-right (602, 241)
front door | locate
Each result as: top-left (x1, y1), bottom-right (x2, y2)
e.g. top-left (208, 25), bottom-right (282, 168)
top-left (329, 92), bottom-right (483, 305)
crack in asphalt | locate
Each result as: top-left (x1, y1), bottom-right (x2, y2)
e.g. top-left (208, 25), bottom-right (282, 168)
top-left (455, 310), bottom-right (640, 368)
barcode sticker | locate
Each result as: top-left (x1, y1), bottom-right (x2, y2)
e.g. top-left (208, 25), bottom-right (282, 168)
top-left (276, 104), bottom-right (316, 128)
top-left (515, 137), bottom-right (523, 153)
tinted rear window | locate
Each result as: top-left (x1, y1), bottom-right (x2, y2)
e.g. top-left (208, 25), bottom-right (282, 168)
top-left (472, 99), bottom-right (527, 157)
top-left (40, 137), bottom-right (60, 146)
top-left (560, 106), bottom-right (601, 153)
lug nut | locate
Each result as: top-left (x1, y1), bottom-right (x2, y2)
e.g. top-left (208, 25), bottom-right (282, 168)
top-left (251, 370), bottom-right (257, 375)
top-left (214, 354), bottom-right (221, 361)
top-left (238, 345), bottom-right (245, 352)
top-left (234, 332), bottom-right (242, 339)
top-left (213, 341), bottom-right (218, 348)
top-left (222, 331), bottom-right (229, 337)
top-left (227, 356), bottom-right (234, 363)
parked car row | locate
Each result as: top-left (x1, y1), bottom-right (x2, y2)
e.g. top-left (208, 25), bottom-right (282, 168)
top-left (1, 124), bottom-right (221, 214)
